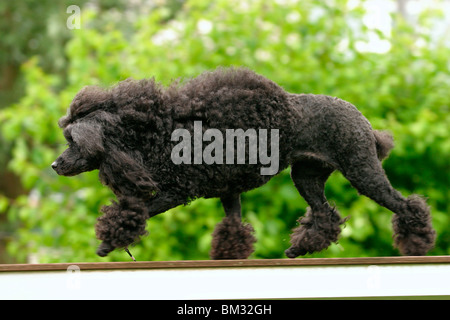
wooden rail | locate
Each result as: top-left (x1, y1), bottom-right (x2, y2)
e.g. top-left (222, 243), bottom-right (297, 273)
top-left (1, 255), bottom-right (449, 272)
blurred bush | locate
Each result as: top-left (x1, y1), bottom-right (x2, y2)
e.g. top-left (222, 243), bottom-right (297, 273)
top-left (0, 0), bottom-right (448, 262)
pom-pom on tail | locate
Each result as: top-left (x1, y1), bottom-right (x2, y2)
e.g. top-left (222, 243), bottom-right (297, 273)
top-left (373, 130), bottom-right (394, 160)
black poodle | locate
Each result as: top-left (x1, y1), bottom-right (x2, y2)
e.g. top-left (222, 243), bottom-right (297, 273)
top-left (52, 67), bottom-right (435, 259)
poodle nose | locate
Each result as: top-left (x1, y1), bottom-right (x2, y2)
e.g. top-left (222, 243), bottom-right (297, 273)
top-left (51, 161), bottom-right (58, 169)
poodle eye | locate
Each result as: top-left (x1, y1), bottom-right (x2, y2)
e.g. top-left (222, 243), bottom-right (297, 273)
top-left (65, 137), bottom-right (75, 147)
top-left (65, 136), bottom-right (74, 144)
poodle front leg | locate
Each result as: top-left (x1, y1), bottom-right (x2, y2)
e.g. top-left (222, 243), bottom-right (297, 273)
top-left (95, 197), bottom-right (149, 257)
top-left (210, 194), bottom-right (256, 260)
top-left (96, 193), bottom-right (188, 257)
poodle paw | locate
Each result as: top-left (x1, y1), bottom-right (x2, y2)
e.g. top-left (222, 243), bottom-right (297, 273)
top-left (286, 207), bottom-right (346, 258)
top-left (210, 215), bottom-right (256, 260)
top-left (392, 195), bottom-right (436, 256)
top-left (285, 224), bottom-right (323, 258)
top-left (394, 232), bottom-right (435, 256)
top-left (284, 246), bottom-right (307, 259)
top-left (96, 241), bottom-right (114, 257)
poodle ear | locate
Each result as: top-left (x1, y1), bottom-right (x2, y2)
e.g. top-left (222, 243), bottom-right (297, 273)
top-left (99, 149), bottom-right (158, 197)
top-left (59, 86), bottom-right (111, 128)
top-left (71, 121), bottom-right (104, 157)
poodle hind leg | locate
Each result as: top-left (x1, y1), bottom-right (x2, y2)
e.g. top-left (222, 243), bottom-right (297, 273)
top-left (285, 159), bottom-right (346, 258)
top-left (210, 194), bottom-right (256, 260)
top-left (341, 156), bottom-right (436, 256)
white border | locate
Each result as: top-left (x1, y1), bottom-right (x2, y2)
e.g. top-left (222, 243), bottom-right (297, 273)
top-left (1, 263), bottom-right (450, 299)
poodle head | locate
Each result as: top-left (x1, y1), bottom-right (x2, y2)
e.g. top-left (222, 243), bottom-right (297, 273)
top-left (52, 81), bottom-right (159, 195)
top-left (53, 86), bottom-right (110, 176)
top-left (52, 120), bottom-right (105, 176)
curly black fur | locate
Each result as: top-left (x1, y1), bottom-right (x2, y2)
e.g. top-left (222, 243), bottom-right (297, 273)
top-left (95, 196), bottom-right (150, 256)
top-left (285, 207), bottom-right (348, 258)
top-left (52, 67), bottom-right (436, 259)
top-left (210, 215), bottom-right (256, 259)
top-left (374, 130), bottom-right (394, 160)
top-left (392, 195), bottom-right (436, 256)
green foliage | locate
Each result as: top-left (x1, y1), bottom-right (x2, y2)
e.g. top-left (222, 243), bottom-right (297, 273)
top-left (0, 0), bottom-right (449, 262)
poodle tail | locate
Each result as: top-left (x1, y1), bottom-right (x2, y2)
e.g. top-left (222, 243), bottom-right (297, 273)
top-left (373, 130), bottom-right (394, 160)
